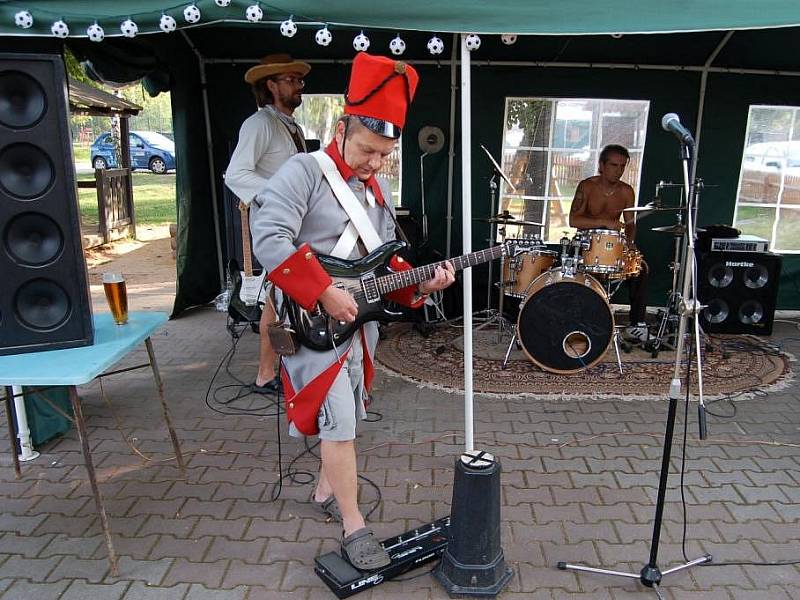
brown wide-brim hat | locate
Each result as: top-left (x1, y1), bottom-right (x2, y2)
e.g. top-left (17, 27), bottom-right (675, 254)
top-left (244, 53), bottom-right (311, 84)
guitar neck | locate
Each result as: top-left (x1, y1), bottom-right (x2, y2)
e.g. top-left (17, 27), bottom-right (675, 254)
top-left (376, 244), bottom-right (506, 294)
top-left (239, 203), bottom-right (254, 276)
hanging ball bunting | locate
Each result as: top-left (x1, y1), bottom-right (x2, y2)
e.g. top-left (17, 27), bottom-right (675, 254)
top-left (353, 31), bottom-right (370, 52)
top-left (160, 14), bottom-right (177, 32)
top-left (14, 11), bottom-right (34, 29)
top-left (184, 5), bottom-right (201, 23)
top-left (389, 35), bottom-right (406, 56)
top-left (120, 18), bottom-right (138, 37)
top-left (315, 26), bottom-right (332, 46)
top-left (500, 34), bottom-right (517, 45)
top-left (427, 36), bottom-right (444, 55)
top-left (245, 4), bottom-right (263, 22)
top-left (51, 20), bottom-right (69, 38)
top-left (214, 0), bottom-right (232, 5)
top-left (279, 17), bottom-right (297, 37)
top-left (87, 23), bottom-right (105, 42)
top-left (465, 34), bottom-right (481, 51)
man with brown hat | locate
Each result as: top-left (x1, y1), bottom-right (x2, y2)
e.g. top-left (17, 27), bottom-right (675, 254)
top-left (251, 53), bottom-right (455, 570)
top-left (226, 53), bottom-right (311, 394)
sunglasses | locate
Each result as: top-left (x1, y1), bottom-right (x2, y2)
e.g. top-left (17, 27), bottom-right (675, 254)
top-left (273, 76), bottom-right (305, 87)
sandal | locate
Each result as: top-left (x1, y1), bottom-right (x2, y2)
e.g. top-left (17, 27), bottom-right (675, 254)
top-left (312, 494), bottom-right (342, 522)
top-left (341, 527), bottom-right (390, 571)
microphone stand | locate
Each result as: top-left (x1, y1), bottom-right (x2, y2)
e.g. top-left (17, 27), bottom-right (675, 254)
top-left (557, 139), bottom-right (712, 593)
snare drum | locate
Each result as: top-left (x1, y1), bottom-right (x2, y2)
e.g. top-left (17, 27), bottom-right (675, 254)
top-left (502, 249), bottom-right (558, 297)
top-left (579, 229), bottom-right (626, 275)
top-left (614, 248), bottom-right (643, 280)
top-left (517, 268), bottom-right (614, 374)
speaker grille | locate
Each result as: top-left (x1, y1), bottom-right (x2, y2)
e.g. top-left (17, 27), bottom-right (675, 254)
top-left (698, 250), bottom-right (781, 336)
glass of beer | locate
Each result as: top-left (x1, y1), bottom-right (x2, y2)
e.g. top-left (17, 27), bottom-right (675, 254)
top-left (102, 272), bottom-right (128, 325)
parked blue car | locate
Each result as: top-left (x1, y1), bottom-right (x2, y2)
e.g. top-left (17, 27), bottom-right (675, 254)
top-left (90, 131), bottom-right (176, 174)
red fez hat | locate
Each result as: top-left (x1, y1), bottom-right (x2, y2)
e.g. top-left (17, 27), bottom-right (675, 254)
top-left (345, 52), bottom-right (419, 139)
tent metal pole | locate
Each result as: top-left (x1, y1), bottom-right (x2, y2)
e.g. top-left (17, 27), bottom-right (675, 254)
top-left (181, 31), bottom-right (225, 290)
top-left (460, 34), bottom-right (474, 453)
top-left (446, 34), bottom-right (458, 259)
top-left (693, 31), bottom-right (734, 167)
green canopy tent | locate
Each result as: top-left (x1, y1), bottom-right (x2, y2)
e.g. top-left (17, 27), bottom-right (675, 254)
top-left (3, 2), bottom-right (800, 317)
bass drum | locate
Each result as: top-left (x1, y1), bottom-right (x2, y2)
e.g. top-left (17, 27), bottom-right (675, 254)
top-left (517, 268), bottom-right (614, 374)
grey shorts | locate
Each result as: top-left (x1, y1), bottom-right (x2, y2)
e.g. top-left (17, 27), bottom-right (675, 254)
top-left (289, 332), bottom-right (367, 441)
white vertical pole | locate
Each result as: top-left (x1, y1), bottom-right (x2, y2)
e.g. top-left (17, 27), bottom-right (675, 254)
top-left (12, 386), bottom-right (39, 462)
top-left (460, 35), bottom-right (474, 453)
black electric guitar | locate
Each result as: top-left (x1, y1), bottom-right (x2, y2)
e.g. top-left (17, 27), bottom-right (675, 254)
top-left (285, 239), bottom-right (510, 351)
top-left (228, 202), bottom-right (267, 324)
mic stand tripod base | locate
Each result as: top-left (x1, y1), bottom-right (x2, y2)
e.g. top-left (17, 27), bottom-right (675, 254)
top-left (557, 554), bottom-right (712, 589)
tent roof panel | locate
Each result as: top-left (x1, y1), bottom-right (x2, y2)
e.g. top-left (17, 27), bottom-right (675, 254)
top-left (3, 1), bottom-right (800, 37)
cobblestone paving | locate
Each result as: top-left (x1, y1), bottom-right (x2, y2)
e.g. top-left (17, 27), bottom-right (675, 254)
top-left (1, 307), bottom-right (799, 599)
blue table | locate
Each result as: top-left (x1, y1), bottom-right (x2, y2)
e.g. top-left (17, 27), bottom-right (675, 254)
top-left (0, 311), bottom-right (185, 575)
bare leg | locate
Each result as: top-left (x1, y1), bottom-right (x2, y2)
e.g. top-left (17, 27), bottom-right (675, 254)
top-left (314, 461), bottom-right (333, 501)
top-left (255, 303), bottom-right (278, 387)
top-left (320, 439), bottom-right (364, 536)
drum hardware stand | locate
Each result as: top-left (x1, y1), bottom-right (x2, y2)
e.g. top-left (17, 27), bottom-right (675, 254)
top-left (558, 118), bottom-right (712, 594)
top-left (418, 128), bottom-right (448, 324)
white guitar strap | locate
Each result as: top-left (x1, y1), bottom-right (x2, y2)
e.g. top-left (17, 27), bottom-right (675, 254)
top-left (311, 150), bottom-right (382, 259)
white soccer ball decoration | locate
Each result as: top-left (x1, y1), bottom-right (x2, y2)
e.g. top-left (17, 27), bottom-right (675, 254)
top-left (245, 4), bottom-right (263, 22)
top-left (120, 19), bottom-right (138, 38)
top-left (87, 23), bottom-right (105, 42)
top-left (215, 0), bottom-right (232, 6)
top-left (280, 17), bottom-right (297, 38)
top-left (465, 34), bottom-right (481, 51)
top-left (501, 34), bottom-right (517, 45)
top-left (315, 26), bottom-right (332, 46)
top-left (389, 35), bottom-right (406, 56)
top-left (14, 11), bottom-right (33, 29)
top-left (184, 5), bottom-right (201, 24)
top-left (160, 14), bottom-right (177, 33)
top-left (427, 36), bottom-right (444, 55)
top-left (51, 20), bottom-right (69, 38)
top-left (353, 32), bottom-right (370, 52)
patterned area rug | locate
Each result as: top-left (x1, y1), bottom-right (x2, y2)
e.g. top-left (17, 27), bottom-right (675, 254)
top-left (376, 324), bottom-right (794, 399)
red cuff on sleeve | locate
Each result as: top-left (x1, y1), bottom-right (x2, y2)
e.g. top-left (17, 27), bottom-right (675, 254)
top-left (385, 254), bottom-right (427, 309)
top-left (267, 243), bottom-right (333, 310)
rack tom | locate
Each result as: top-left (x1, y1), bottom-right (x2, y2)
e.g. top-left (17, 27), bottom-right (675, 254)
top-left (579, 228), bottom-right (626, 275)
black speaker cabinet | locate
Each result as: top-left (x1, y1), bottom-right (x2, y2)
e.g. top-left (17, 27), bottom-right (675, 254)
top-left (697, 250), bottom-right (782, 336)
top-left (0, 53), bottom-right (93, 355)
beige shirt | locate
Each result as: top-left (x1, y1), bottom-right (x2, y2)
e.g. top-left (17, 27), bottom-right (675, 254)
top-left (224, 105), bottom-right (305, 205)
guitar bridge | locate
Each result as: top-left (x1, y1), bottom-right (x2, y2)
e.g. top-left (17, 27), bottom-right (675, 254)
top-left (361, 273), bottom-right (381, 304)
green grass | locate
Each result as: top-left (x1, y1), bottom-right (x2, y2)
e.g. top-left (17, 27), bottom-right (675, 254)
top-left (78, 172), bottom-right (176, 227)
top-left (73, 144), bottom-right (90, 163)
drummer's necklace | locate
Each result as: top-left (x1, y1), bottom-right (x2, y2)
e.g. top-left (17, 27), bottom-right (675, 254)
top-left (602, 183), bottom-right (617, 197)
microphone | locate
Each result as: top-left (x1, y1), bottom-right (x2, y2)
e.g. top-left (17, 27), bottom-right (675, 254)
top-left (661, 113), bottom-right (695, 146)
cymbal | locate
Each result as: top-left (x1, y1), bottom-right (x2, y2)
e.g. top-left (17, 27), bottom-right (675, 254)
top-left (475, 212), bottom-right (543, 227)
top-left (622, 203), bottom-right (681, 214)
top-left (652, 224), bottom-right (706, 235)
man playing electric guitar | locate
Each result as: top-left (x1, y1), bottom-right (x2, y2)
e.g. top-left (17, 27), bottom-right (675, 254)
top-left (251, 53), bottom-right (454, 571)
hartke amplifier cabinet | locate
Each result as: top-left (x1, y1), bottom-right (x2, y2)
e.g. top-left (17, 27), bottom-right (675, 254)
top-left (697, 250), bottom-right (782, 336)
top-left (0, 54), bottom-right (94, 355)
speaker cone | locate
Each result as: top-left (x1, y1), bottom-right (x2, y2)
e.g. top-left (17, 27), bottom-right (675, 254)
top-left (743, 264), bottom-right (769, 289)
top-left (738, 300), bottom-right (764, 325)
top-left (4, 212), bottom-right (64, 266)
top-left (0, 70), bottom-right (46, 129)
top-left (703, 298), bottom-right (729, 324)
top-left (14, 279), bottom-right (71, 330)
top-left (0, 143), bottom-right (55, 199)
top-left (708, 263), bottom-right (733, 288)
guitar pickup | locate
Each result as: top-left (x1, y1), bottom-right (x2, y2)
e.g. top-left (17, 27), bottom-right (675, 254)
top-left (361, 273), bottom-right (381, 304)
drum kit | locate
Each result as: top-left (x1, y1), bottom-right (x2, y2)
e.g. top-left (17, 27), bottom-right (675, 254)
top-left (476, 192), bottom-right (685, 375)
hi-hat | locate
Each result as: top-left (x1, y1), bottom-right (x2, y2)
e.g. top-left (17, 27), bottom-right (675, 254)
top-left (475, 211), bottom-right (542, 227)
top-left (623, 203), bottom-right (681, 214)
top-left (652, 224), bottom-right (706, 235)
